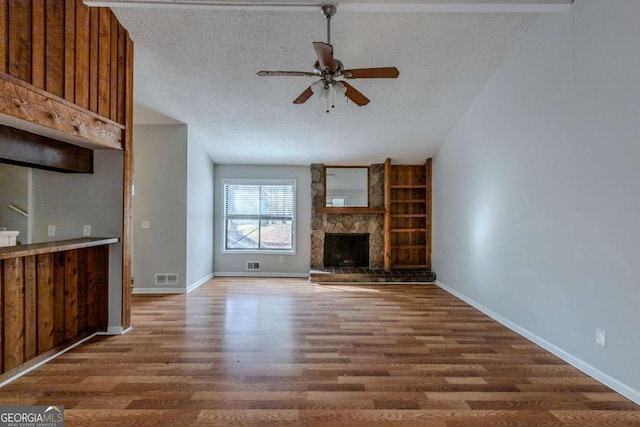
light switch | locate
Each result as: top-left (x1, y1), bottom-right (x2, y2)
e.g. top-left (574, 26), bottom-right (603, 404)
top-left (47, 225), bottom-right (56, 236)
top-left (141, 220), bottom-right (151, 229)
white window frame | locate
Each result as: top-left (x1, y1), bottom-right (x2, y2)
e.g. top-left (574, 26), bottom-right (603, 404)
top-left (222, 179), bottom-right (296, 254)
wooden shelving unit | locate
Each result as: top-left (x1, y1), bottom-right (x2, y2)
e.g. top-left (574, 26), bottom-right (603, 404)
top-left (384, 158), bottom-right (432, 270)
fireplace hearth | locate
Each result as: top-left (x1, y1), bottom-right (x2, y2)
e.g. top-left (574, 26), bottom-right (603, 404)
top-left (324, 233), bottom-right (369, 268)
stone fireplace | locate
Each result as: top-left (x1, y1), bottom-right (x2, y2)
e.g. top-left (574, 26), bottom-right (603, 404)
top-left (310, 164), bottom-right (385, 269)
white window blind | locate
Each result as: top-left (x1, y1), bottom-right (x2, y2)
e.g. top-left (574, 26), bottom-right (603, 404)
top-left (223, 180), bottom-right (295, 252)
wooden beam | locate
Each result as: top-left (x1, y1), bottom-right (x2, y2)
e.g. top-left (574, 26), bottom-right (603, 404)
top-left (0, 124), bottom-right (93, 173)
top-left (0, 73), bottom-right (124, 149)
top-left (121, 35), bottom-right (134, 329)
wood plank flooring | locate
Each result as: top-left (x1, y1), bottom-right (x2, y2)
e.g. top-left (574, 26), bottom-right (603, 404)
top-left (1, 277), bottom-right (639, 426)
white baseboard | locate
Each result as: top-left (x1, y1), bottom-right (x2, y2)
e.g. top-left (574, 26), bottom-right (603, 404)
top-left (214, 272), bottom-right (309, 278)
top-left (187, 273), bottom-right (214, 293)
top-left (132, 287), bottom-right (185, 294)
top-left (435, 280), bottom-right (640, 406)
top-left (100, 326), bottom-right (133, 335)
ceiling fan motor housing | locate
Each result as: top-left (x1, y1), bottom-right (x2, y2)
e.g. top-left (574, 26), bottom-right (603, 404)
top-left (313, 59), bottom-right (344, 79)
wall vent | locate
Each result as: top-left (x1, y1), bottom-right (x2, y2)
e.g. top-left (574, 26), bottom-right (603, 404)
top-left (246, 261), bottom-right (261, 271)
top-left (155, 273), bottom-right (179, 285)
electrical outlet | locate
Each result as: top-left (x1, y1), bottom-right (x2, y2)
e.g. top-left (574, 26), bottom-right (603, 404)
top-left (279, 256), bottom-right (284, 263)
top-left (596, 328), bottom-right (607, 347)
top-left (83, 225), bottom-right (92, 236)
top-left (141, 220), bottom-right (150, 229)
top-left (47, 225), bottom-right (56, 236)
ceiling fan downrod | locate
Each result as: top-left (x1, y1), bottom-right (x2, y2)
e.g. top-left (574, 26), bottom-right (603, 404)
top-left (321, 3), bottom-right (337, 45)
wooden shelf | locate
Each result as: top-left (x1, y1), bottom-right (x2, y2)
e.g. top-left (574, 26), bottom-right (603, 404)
top-left (392, 264), bottom-right (428, 269)
top-left (390, 199), bottom-right (426, 204)
top-left (390, 184), bottom-right (426, 189)
top-left (384, 159), bottom-right (432, 270)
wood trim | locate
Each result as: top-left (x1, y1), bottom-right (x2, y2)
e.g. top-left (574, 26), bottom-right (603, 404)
top-left (8, 1), bottom-right (32, 82)
top-left (109, 14), bottom-right (118, 121)
top-left (36, 253), bottom-right (55, 353)
top-left (53, 253), bottom-right (65, 345)
top-left (121, 35), bottom-right (134, 329)
top-left (3, 257), bottom-right (25, 371)
top-left (31, 2), bottom-right (45, 89)
top-left (74, 1), bottom-right (90, 109)
top-left (45, 0), bottom-right (65, 98)
top-left (97, 8), bottom-right (110, 117)
top-left (64, 0), bottom-right (76, 102)
top-left (0, 1), bottom-right (6, 74)
top-left (425, 158), bottom-right (432, 270)
top-left (383, 158), bottom-right (391, 270)
top-left (0, 73), bottom-right (124, 149)
top-left (0, 238), bottom-right (119, 260)
top-left (116, 23), bottom-right (126, 124)
top-left (315, 207), bottom-right (385, 215)
top-left (64, 250), bottom-right (79, 341)
top-left (24, 255), bottom-right (37, 360)
top-left (88, 7), bottom-right (99, 113)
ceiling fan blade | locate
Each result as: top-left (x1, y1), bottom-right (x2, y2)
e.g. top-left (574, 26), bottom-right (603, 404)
top-left (257, 71), bottom-right (316, 77)
top-left (342, 81), bottom-right (370, 106)
top-left (343, 67), bottom-right (400, 79)
top-left (313, 42), bottom-right (335, 70)
top-left (293, 86), bottom-right (314, 104)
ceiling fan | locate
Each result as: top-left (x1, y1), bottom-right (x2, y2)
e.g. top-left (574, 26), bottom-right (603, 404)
top-left (257, 2), bottom-right (399, 111)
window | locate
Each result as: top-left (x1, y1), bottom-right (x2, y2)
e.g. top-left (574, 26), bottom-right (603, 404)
top-left (223, 180), bottom-right (295, 252)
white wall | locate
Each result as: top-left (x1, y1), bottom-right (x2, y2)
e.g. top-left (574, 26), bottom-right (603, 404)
top-left (433, 0), bottom-right (640, 401)
top-left (132, 125), bottom-right (188, 292)
top-left (186, 132), bottom-right (215, 290)
top-left (32, 150), bottom-right (124, 328)
top-left (213, 164), bottom-right (311, 276)
top-left (0, 163), bottom-right (29, 244)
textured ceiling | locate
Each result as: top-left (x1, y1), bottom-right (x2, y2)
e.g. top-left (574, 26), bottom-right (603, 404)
top-left (109, 2), bottom-right (549, 165)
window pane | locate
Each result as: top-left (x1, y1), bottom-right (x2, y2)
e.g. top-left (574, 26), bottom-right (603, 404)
top-left (226, 219), bottom-right (259, 249)
top-left (225, 185), bottom-right (260, 216)
top-left (259, 219), bottom-right (292, 250)
top-left (260, 185), bottom-right (294, 216)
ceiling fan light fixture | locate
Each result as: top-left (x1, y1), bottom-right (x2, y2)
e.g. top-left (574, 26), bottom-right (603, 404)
top-left (333, 81), bottom-right (347, 98)
top-left (311, 80), bottom-right (330, 100)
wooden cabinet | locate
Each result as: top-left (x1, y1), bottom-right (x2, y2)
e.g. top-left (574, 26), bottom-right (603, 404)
top-left (384, 159), bottom-right (432, 270)
top-left (0, 238), bottom-right (116, 379)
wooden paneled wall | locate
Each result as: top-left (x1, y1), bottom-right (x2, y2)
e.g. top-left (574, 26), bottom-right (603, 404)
top-left (0, 0), bottom-right (133, 331)
top-left (0, 246), bottom-right (109, 375)
top-left (0, 0), bottom-right (129, 126)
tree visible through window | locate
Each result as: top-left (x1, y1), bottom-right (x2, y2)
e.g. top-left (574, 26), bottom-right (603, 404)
top-left (223, 180), bottom-right (295, 252)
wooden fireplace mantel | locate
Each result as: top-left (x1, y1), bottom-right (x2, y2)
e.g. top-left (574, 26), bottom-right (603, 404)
top-left (315, 207), bottom-right (385, 215)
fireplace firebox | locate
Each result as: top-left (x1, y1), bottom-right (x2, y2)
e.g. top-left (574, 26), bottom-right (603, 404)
top-left (323, 233), bottom-right (369, 268)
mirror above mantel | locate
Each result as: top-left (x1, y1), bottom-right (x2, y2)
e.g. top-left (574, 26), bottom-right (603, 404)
top-left (325, 166), bottom-right (369, 208)
top-left (316, 165), bottom-right (385, 215)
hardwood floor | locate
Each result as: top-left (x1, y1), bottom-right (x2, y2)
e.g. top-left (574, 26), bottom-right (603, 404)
top-left (1, 277), bottom-right (639, 426)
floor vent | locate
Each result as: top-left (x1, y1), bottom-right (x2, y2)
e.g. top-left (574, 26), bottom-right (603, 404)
top-left (155, 273), bottom-right (179, 285)
top-left (246, 261), bottom-right (261, 271)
